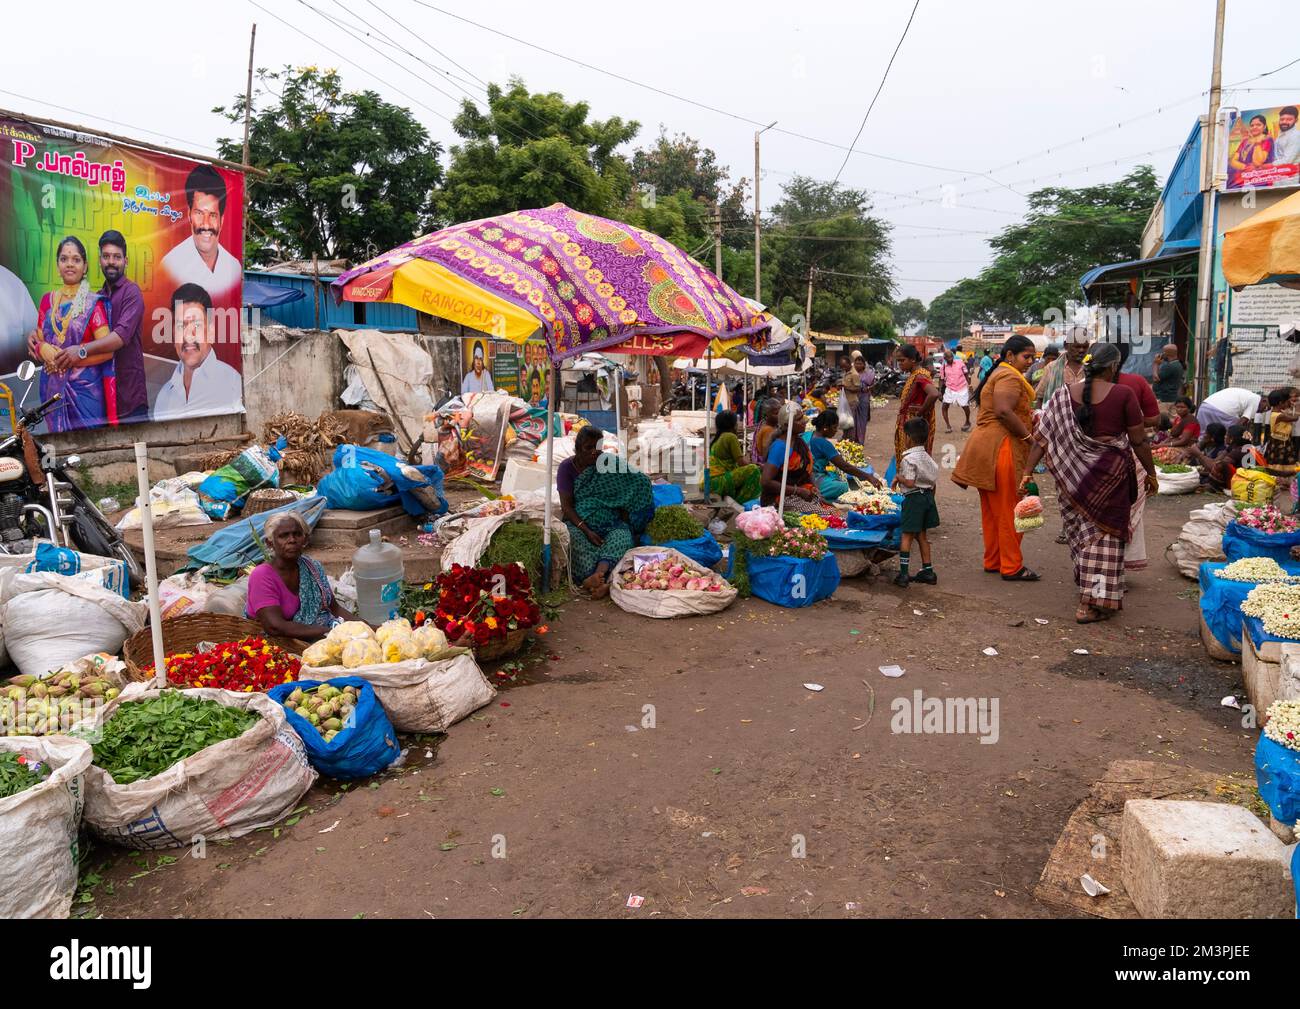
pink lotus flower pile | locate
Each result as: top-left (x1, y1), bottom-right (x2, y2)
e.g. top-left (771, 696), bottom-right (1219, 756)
top-left (619, 559), bottom-right (727, 593)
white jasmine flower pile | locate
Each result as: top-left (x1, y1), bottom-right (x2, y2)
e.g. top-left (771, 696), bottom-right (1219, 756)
top-left (1214, 557), bottom-right (1299, 583)
top-left (1240, 582), bottom-right (1300, 638)
top-left (839, 488), bottom-right (899, 513)
top-left (1264, 699), bottom-right (1300, 752)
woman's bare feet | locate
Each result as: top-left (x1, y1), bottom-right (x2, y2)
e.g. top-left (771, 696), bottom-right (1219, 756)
top-left (582, 571), bottom-right (606, 595)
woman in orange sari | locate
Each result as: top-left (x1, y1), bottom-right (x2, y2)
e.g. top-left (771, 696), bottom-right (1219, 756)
top-left (894, 344), bottom-right (939, 467)
top-left (952, 336), bottom-right (1039, 581)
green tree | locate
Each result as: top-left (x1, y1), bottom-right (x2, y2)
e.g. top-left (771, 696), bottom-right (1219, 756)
top-left (925, 278), bottom-right (988, 341)
top-left (215, 66), bottom-right (443, 264)
top-left (629, 129), bottom-right (748, 233)
top-left (434, 78), bottom-right (639, 224)
top-left (762, 175), bottom-right (894, 334)
top-left (935, 166), bottom-right (1161, 325)
top-left (892, 297), bottom-right (926, 333)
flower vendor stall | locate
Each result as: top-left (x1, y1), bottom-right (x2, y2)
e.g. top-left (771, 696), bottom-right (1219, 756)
top-left (728, 507), bottom-right (839, 607)
top-left (1238, 581), bottom-right (1300, 714)
top-left (1198, 557), bottom-right (1300, 661)
top-left (1222, 506), bottom-right (1300, 566)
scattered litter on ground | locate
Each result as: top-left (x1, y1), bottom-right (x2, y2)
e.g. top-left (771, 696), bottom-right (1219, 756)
top-left (1221, 696), bottom-right (1241, 709)
top-left (318, 820), bottom-right (341, 834)
top-left (1073, 648), bottom-right (1090, 655)
top-left (626, 894), bottom-right (644, 909)
top-left (803, 683), bottom-right (824, 692)
top-left (1080, 874), bottom-right (1111, 897)
top-left (879, 665), bottom-right (905, 678)
top-left (982, 647), bottom-right (999, 657)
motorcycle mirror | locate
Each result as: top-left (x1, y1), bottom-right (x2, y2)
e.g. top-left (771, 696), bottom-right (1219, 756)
top-left (15, 361), bottom-right (35, 383)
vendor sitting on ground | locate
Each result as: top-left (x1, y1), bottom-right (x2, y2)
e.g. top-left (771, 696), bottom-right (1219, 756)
top-left (751, 397), bottom-right (781, 464)
top-left (559, 425), bottom-right (654, 599)
top-left (247, 511), bottom-right (356, 641)
top-left (1185, 422), bottom-right (1249, 491)
top-left (761, 402), bottom-right (836, 516)
top-left (1158, 397), bottom-right (1201, 450)
top-left (709, 410), bottom-right (762, 505)
top-left (804, 408), bottom-right (883, 500)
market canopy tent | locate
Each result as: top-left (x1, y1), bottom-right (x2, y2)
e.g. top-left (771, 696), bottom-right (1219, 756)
top-left (332, 204), bottom-right (771, 585)
top-left (332, 203), bottom-right (770, 361)
top-left (1223, 189), bottom-right (1300, 290)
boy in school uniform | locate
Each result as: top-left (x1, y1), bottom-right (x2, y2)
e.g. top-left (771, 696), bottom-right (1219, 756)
top-left (894, 417), bottom-right (941, 587)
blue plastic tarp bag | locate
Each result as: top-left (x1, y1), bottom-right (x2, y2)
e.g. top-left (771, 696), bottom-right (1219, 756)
top-left (845, 507), bottom-right (902, 532)
top-left (1198, 562), bottom-right (1252, 654)
top-left (184, 495), bottom-right (327, 572)
top-left (318, 445), bottom-right (447, 517)
top-left (197, 446), bottom-right (279, 519)
top-left (25, 543), bottom-right (130, 597)
top-left (640, 531), bottom-right (722, 569)
top-left (1222, 521), bottom-right (1300, 565)
top-left (822, 527), bottom-right (888, 550)
top-left (1244, 614), bottom-right (1300, 649)
top-left (268, 676), bottom-right (400, 780)
top-left (652, 484), bottom-right (685, 508)
top-left (747, 552), bottom-right (840, 608)
top-left (1255, 734), bottom-right (1300, 824)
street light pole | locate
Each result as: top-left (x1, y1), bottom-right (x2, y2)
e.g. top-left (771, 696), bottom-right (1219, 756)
top-left (1192, 0), bottom-right (1227, 401)
top-left (754, 120), bottom-right (777, 304)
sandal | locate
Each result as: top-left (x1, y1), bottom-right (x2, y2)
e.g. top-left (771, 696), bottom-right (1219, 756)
top-left (1054, 533), bottom-right (1068, 545)
top-left (1002, 568), bottom-right (1040, 582)
top-left (1076, 606), bottom-right (1104, 624)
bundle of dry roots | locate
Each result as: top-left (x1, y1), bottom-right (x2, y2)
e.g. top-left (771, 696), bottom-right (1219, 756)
top-left (262, 411), bottom-right (349, 485)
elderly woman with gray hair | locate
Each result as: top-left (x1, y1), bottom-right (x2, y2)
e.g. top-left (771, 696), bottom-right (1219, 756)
top-left (246, 511), bottom-right (357, 640)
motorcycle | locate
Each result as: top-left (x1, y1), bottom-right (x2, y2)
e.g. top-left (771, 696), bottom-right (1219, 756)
top-left (0, 366), bottom-right (144, 588)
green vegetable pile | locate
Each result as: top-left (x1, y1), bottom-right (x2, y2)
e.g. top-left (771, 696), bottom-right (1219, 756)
top-left (0, 750), bottom-right (50, 800)
top-left (482, 521), bottom-right (545, 589)
top-left (1157, 463), bottom-right (1193, 473)
top-left (91, 691), bottom-right (259, 785)
top-left (645, 505), bottom-right (704, 544)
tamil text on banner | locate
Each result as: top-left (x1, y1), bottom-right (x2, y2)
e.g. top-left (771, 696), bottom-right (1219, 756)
top-left (1223, 104), bottom-right (1300, 193)
top-left (0, 113), bottom-right (245, 433)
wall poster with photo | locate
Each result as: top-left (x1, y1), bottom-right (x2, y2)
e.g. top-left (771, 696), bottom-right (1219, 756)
top-left (0, 113), bottom-right (246, 433)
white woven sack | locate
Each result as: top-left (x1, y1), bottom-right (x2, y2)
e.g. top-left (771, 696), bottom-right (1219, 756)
top-left (80, 684), bottom-right (316, 849)
top-left (609, 547), bottom-right (737, 619)
top-left (310, 652), bottom-right (495, 732)
top-left (0, 736), bottom-right (92, 917)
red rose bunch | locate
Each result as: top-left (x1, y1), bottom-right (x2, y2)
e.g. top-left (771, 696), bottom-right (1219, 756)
top-left (428, 563), bottom-right (541, 647)
top-left (150, 637), bottom-right (302, 693)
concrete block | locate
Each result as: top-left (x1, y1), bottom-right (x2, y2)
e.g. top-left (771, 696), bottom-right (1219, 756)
top-left (1120, 799), bottom-right (1293, 919)
top-left (1243, 622), bottom-right (1283, 716)
top-left (1280, 644), bottom-right (1300, 703)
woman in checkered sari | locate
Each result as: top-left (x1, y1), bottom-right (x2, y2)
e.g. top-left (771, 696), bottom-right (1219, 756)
top-left (1020, 344), bottom-right (1160, 623)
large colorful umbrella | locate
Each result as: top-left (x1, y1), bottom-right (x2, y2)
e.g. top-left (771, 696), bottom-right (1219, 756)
top-left (1223, 188), bottom-right (1300, 290)
top-left (332, 203), bottom-right (770, 360)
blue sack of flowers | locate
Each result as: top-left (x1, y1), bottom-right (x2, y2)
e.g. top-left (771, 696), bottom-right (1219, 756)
top-left (747, 553), bottom-right (840, 608)
top-left (269, 676), bottom-right (400, 780)
top-left (1222, 520), bottom-right (1300, 565)
top-left (1256, 733), bottom-right (1300, 825)
top-left (639, 531), bottom-right (723, 570)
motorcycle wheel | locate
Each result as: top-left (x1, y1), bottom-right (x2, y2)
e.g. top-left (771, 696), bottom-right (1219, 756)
top-left (70, 501), bottom-right (146, 591)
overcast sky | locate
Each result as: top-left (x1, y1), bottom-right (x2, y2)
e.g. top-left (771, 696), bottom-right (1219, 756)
top-left (4, 0), bottom-right (1298, 305)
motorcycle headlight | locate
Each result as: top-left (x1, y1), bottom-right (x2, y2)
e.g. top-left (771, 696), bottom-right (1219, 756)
top-left (64, 455), bottom-right (81, 468)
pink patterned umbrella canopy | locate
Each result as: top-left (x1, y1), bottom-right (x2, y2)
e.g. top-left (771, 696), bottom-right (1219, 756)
top-left (333, 203), bottom-right (770, 361)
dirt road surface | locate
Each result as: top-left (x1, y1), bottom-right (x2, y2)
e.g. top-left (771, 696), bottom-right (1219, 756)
top-left (82, 404), bottom-right (1252, 919)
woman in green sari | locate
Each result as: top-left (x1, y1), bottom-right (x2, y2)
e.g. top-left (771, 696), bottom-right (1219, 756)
top-left (709, 410), bottom-right (762, 505)
top-left (559, 426), bottom-right (654, 598)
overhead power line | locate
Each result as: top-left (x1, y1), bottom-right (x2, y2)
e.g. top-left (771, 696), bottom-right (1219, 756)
top-left (832, 0), bottom-right (921, 184)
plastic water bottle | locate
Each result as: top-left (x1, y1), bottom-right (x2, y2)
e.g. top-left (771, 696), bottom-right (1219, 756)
top-left (353, 529), bottom-right (404, 624)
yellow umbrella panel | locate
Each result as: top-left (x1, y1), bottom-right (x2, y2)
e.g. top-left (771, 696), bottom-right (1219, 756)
top-left (1223, 188), bottom-right (1300, 290)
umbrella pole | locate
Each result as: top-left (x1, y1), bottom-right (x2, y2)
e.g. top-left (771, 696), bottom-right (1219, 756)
top-left (543, 375), bottom-right (555, 590)
top-left (614, 364), bottom-right (622, 452)
top-left (776, 400), bottom-right (796, 516)
top-left (704, 346), bottom-right (712, 501)
top-left (134, 442), bottom-right (165, 688)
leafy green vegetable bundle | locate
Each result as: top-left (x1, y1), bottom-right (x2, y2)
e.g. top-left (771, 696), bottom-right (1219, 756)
top-left (91, 691), bottom-right (260, 785)
top-left (0, 750), bottom-right (50, 800)
top-left (1157, 463), bottom-right (1193, 473)
top-left (645, 505), bottom-right (704, 544)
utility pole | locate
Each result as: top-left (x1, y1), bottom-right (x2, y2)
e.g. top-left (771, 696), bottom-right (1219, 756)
top-left (805, 267), bottom-right (815, 337)
top-left (242, 23), bottom-right (257, 167)
top-left (713, 203), bottom-right (723, 282)
top-left (1192, 0), bottom-right (1226, 400)
top-left (753, 120), bottom-right (777, 303)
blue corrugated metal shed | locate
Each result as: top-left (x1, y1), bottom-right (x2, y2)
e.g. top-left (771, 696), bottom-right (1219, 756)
top-left (244, 269), bottom-right (420, 331)
top-left (1161, 120), bottom-right (1203, 248)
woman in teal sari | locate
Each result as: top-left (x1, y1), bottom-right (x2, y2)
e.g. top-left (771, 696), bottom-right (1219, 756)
top-left (803, 409), bottom-right (881, 500)
top-left (559, 426), bottom-right (654, 598)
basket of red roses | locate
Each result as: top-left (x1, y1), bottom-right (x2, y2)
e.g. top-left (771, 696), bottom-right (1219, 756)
top-left (412, 563), bottom-right (542, 662)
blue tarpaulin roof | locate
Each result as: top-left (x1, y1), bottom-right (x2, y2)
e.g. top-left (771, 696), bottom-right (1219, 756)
top-left (1079, 249), bottom-right (1198, 299)
top-left (243, 279), bottom-right (308, 308)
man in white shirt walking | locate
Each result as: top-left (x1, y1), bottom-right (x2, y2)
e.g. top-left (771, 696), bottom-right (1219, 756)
top-left (152, 284), bottom-right (243, 421)
top-left (160, 164), bottom-right (242, 299)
